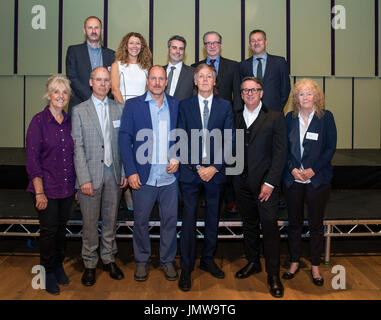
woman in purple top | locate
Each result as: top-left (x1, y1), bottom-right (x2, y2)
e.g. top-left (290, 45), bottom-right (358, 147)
top-left (26, 74), bottom-right (76, 295)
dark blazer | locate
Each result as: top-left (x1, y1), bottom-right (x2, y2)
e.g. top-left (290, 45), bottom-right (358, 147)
top-left (235, 104), bottom-right (287, 193)
top-left (164, 63), bottom-right (195, 101)
top-left (177, 95), bottom-right (234, 185)
top-left (283, 110), bottom-right (337, 189)
top-left (192, 56), bottom-right (241, 111)
top-left (118, 92), bottom-right (179, 185)
top-left (239, 54), bottom-right (291, 112)
top-left (66, 42), bottom-right (115, 113)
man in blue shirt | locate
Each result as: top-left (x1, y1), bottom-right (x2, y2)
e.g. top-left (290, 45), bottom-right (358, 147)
top-left (119, 66), bottom-right (180, 282)
top-left (66, 16), bottom-right (115, 114)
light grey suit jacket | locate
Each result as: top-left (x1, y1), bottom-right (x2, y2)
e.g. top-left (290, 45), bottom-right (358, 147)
top-left (71, 97), bottom-right (125, 189)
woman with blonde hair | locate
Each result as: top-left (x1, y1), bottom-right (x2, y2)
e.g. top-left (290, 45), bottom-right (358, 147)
top-left (110, 32), bottom-right (152, 103)
top-left (26, 75), bottom-right (75, 295)
top-left (282, 78), bottom-right (337, 287)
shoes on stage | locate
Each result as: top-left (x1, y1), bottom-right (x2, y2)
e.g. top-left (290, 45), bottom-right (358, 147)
top-left (226, 202), bottom-right (238, 213)
top-left (199, 261), bottom-right (225, 279)
top-left (178, 271), bottom-right (191, 292)
top-left (282, 264), bottom-right (300, 280)
top-left (45, 272), bottom-right (60, 295)
top-left (134, 264), bottom-right (149, 281)
top-left (311, 270), bottom-right (324, 286)
top-left (161, 263), bottom-right (178, 281)
top-left (103, 262), bottom-right (124, 280)
top-left (81, 268), bottom-right (96, 286)
top-left (55, 264), bottom-right (69, 285)
top-left (235, 261), bottom-right (262, 279)
top-left (267, 275), bottom-right (284, 298)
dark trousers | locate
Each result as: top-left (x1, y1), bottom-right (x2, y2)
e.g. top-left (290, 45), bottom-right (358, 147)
top-left (233, 175), bottom-right (280, 276)
top-left (180, 179), bottom-right (222, 271)
top-left (284, 182), bottom-right (330, 266)
top-left (33, 195), bottom-right (74, 273)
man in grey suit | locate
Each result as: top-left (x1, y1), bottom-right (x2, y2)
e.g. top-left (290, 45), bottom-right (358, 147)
top-left (164, 35), bottom-right (194, 101)
top-left (71, 67), bottom-right (128, 286)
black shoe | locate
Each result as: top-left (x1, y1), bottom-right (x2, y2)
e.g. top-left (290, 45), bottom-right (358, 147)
top-left (267, 275), bottom-right (284, 298)
top-left (45, 272), bottom-right (60, 295)
top-left (199, 261), bottom-right (225, 279)
top-left (55, 264), bottom-right (69, 285)
top-left (235, 262), bottom-right (262, 279)
top-left (81, 268), bottom-right (96, 286)
top-left (178, 271), bottom-right (191, 292)
top-left (103, 262), bottom-right (124, 280)
top-left (282, 265), bottom-right (300, 280)
top-left (311, 270), bottom-right (324, 286)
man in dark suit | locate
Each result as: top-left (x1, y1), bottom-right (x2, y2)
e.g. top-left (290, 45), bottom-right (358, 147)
top-left (66, 16), bottom-right (115, 114)
top-left (233, 76), bottom-right (287, 298)
top-left (192, 31), bottom-right (240, 213)
top-left (192, 31), bottom-right (241, 111)
top-left (239, 29), bottom-right (291, 112)
top-left (177, 63), bottom-right (234, 292)
top-left (164, 35), bottom-right (194, 101)
top-left (119, 66), bottom-right (180, 282)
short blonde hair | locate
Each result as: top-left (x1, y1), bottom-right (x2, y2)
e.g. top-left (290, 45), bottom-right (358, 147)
top-left (44, 74), bottom-right (71, 100)
top-left (291, 78), bottom-right (325, 118)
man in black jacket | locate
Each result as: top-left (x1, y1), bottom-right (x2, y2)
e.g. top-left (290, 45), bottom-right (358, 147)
top-left (233, 76), bottom-right (287, 298)
top-left (66, 16), bottom-right (115, 114)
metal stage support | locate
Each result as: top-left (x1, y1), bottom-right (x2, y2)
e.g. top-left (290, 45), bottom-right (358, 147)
top-left (1, 218), bottom-right (381, 264)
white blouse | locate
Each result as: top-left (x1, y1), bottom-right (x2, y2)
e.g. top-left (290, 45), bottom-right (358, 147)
top-left (118, 61), bottom-right (147, 101)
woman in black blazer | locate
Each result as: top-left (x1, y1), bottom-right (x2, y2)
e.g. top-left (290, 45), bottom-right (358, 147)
top-left (282, 79), bottom-right (337, 286)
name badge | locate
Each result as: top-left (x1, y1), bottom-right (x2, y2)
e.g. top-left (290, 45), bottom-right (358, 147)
top-left (113, 120), bottom-right (120, 128)
top-left (306, 132), bottom-right (318, 141)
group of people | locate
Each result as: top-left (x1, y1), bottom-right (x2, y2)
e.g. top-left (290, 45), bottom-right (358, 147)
top-left (26, 16), bottom-right (337, 298)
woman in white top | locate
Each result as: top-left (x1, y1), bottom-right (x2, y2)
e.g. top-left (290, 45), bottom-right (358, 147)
top-left (111, 32), bottom-right (152, 103)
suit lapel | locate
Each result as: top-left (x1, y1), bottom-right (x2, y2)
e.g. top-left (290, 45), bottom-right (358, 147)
top-left (86, 99), bottom-right (104, 141)
top-left (141, 94), bottom-right (153, 130)
top-left (302, 114), bottom-right (320, 160)
top-left (191, 95), bottom-right (203, 129)
top-left (262, 54), bottom-right (272, 82)
top-left (81, 43), bottom-right (92, 76)
top-left (290, 116), bottom-right (301, 162)
top-left (248, 107), bottom-right (267, 144)
top-left (207, 97), bottom-right (218, 131)
top-left (174, 67), bottom-right (186, 96)
top-left (108, 101), bottom-right (118, 147)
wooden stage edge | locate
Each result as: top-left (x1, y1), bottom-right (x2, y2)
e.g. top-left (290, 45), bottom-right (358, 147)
top-left (0, 255), bottom-right (380, 300)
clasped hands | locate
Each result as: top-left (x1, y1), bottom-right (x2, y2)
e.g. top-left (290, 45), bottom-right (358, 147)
top-left (291, 168), bottom-right (315, 182)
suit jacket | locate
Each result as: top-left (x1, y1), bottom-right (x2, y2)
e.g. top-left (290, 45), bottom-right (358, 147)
top-left (118, 92), bottom-right (179, 185)
top-left (235, 104), bottom-right (287, 193)
top-left (239, 54), bottom-right (291, 112)
top-left (192, 57), bottom-right (241, 111)
top-left (177, 95), bottom-right (235, 184)
top-left (71, 97), bottom-right (125, 189)
top-left (283, 110), bottom-right (337, 189)
top-left (66, 43), bottom-right (115, 112)
top-left (164, 63), bottom-right (195, 101)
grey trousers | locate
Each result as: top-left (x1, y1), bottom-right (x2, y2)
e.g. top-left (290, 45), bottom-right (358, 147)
top-left (78, 164), bottom-right (122, 268)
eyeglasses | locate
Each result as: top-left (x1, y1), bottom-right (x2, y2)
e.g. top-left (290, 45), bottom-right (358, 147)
top-left (241, 88), bottom-right (262, 94)
top-left (204, 41), bottom-right (221, 47)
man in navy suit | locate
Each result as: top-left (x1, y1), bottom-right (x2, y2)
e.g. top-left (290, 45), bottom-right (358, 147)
top-left (66, 16), bottom-right (115, 114)
top-left (119, 66), bottom-right (180, 282)
top-left (239, 29), bottom-right (291, 112)
top-left (177, 63), bottom-right (235, 291)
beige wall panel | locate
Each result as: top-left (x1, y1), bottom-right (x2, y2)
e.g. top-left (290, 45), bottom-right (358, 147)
top-left (25, 76), bottom-right (50, 135)
top-left (108, 0), bottom-right (149, 52)
top-left (353, 78), bottom-right (381, 148)
top-left (62, 0), bottom-right (104, 73)
top-left (199, 0), bottom-right (241, 62)
top-left (245, 0), bottom-right (286, 59)
top-left (0, 1), bottom-right (14, 75)
top-left (18, 0), bottom-right (59, 75)
top-left (0, 76), bottom-right (24, 147)
top-left (325, 77), bottom-right (352, 148)
top-left (335, 0), bottom-right (374, 77)
top-left (290, 0), bottom-right (331, 76)
top-left (153, 0), bottom-right (195, 66)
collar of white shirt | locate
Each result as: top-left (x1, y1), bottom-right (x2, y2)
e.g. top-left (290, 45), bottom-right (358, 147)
top-left (167, 61), bottom-right (183, 72)
top-left (243, 101), bottom-right (262, 127)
